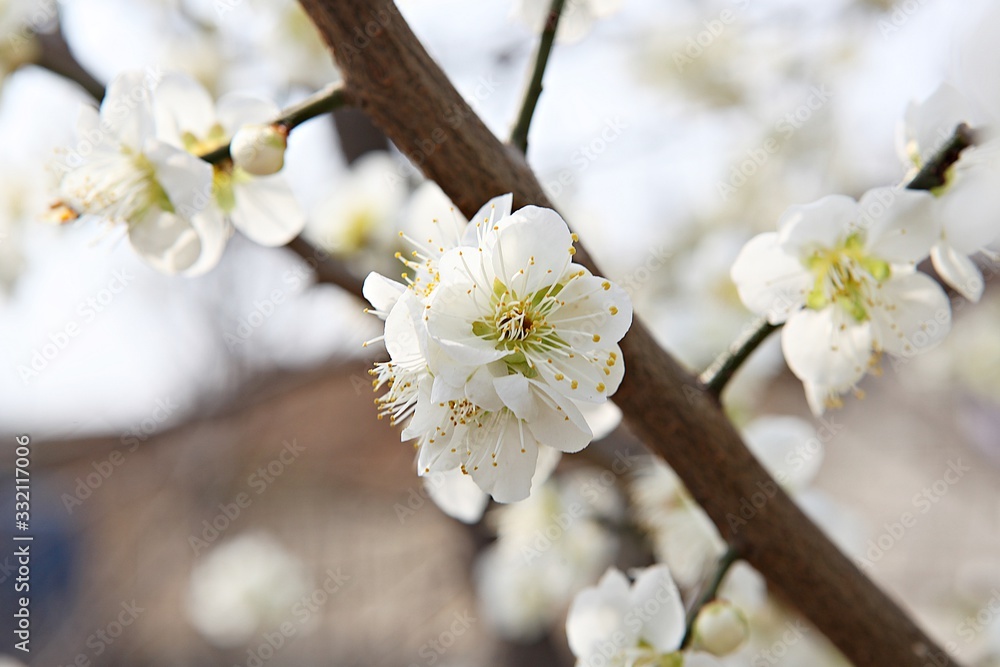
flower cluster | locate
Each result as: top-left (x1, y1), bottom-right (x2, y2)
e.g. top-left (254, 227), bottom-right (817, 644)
top-left (52, 70), bottom-right (303, 275)
top-left (363, 195), bottom-right (633, 502)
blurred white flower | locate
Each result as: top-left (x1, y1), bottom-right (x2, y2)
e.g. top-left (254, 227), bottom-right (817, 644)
top-left (900, 83), bottom-right (1000, 302)
top-left (187, 531), bottom-right (312, 647)
top-left (513, 0), bottom-right (623, 43)
top-left (566, 564), bottom-right (721, 667)
top-left (475, 467), bottom-right (621, 640)
top-left (230, 123), bottom-right (287, 176)
top-left (692, 600), bottom-right (749, 657)
top-left (55, 71), bottom-right (225, 275)
top-left (153, 73), bottom-right (305, 247)
top-left (731, 189), bottom-right (948, 415)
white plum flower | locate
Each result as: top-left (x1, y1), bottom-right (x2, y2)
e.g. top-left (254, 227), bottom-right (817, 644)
top-left (363, 195), bottom-right (632, 503)
top-left (514, 0), bottom-right (623, 43)
top-left (153, 73), bottom-right (305, 247)
top-left (186, 531), bottom-right (312, 647)
top-left (475, 467), bottom-right (620, 640)
top-left (900, 83), bottom-right (1000, 302)
top-left (730, 188), bottom-right (949, 415)
top-left (566, 565), bottom-right (721, 667)
top-left (55, 71), bottom-right (225, 275)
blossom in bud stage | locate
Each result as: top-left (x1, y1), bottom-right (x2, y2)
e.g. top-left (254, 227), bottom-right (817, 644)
top-left (55, 71), bottom-right (225, 275)
top-left (730, 188), bottom-right (950, 415)
top-left (514, 0), bottom-right (623, 43)
top-left (363, 194), bottom-right (632, 502)
top-left (691, 600), bottom-right (749, 657)
top-left (153, 73), bottom-right (305, 247)
top-left (566, 565), bottom-right (721, 667)
top-left (899, 83), bottom-right (1000, 302)
top-left (230, 123), bottom-right (288, 176)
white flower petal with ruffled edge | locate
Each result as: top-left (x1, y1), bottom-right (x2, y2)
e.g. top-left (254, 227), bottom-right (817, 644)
top-left (869, 271), bottom-right (951, 358)
top-left (742, 415), bottom-right (822, 492)
top-left (152, 73), bottom-right (219, 147)
top-left (231, 174), bottom-right (305, 246)
top-left (460, 193), bottom-right (513, 247)
top-left (938, 142), bottom-right (1000, 253)
top-left (777, 195), bottom-right (858, 258)
top-left (627, 564), bottom-right (685, 653)
top-left (930, 242), bottom-right (984, 302)
top-left (524, 381), bottom-right (592, 453)
top-left (128, 209), bottom-right (201, 274)
top-left (182, 208), bottom-right (232, 276)
top-left (423, 468), bottom-right (490, 524)
top-left (466, 410), bottom-right (540, 502)
top-left (426, 277), bottom-right (511, 365)
top-left (490, 206), bottom-right (576, 297)
top-left (103, 71), bottom-right (155, 149)
top-left (858, 187), bottom-right (938, 265)
top-left (143, 140), bottom-right (214, 215)
top-left (544, 268), bottom-right (633, 348)
top-left (566, 568), bottom-right (635, 664)
top-left (730, 232), bottom-right (811, 324)
top-left (782, 307), bottom-right (872, 391)
top-left (362, 272), bottom-right (406, 319)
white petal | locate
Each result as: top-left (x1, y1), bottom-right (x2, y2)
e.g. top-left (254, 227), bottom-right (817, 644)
top-left (463, 366), bottom-right (505, 411)
top-left (231, 174), bottom-right (306, 246)
top-left (468, 414), bottom-right (539, 503)
top-left (362, 272), bottom-right (405, 317)
top-left (426, 279), bottom-right (508, 365)
top-left (777, 195), bottom-right (857, 257)
top-left (627, 564), bottom-right (685, 653)
top-left (899, 83), bottom-right (972, 165)
top-left (384, 290), bottom-right (423, 361)
top-left (930, 242), bottom-right (984, 302)
top-left (525, 383), bottom-right (593, 453)
top-left (152, 73), bottom-right (218, 145)
top-left (128, 209), bottom-right (201, 274)
top-left (183, 208), bottom-right (232, 276)
top-left (461, 193), bottom-right (513, 246)
top-left (546, 270), bottom-right (633, 346)
top-left (423, 468), bottom-right (489, 524)
top-left (577, 400), bottom-right (622, 440)
top-left (742, 416), bottom-right (822, 492)
top-left (566, 568), bottom-right (634, 662)
top-left (143, 140), bottom-right (214, 215)
top-left (490, 206), bottom-right (574, 296)
top-left (869, 272), bottom-right (951, 358)
top-left (938, 144), bottom-right (1000, 252)
top-left (216, 94), bottom-right (279, 135)
top-left (494, 373), bottom-right (537, 421)
top-left (730, 233), bottom-right (811, 324)
top-left (103, 71), bottom-right (155, 148)
top-left (858, 187), bottom-right (938, 264)
top-left (781, 308), bottom-right (872, 389)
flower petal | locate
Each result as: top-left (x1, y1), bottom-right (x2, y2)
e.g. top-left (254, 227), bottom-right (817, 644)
top-left (781, 308), bottom-right (872, 389)
top-left (730, 232), bottom-right (810, 324)
top-left (362, 272), bottom-right (406, 318)
top-left (153, 73), bottom-right (218, 146)
top-left (183, 208), bottom-right (232, 276)
top-left (128, 209), bottom-right (201, 274)
top-left (426, 278), bottom-right (509, 365)
top-left (461, 192), bottom-right (513, 246)
top-left (627, 564), bottom-right (685, 653)
top-left (869, 272), bottom-right (951, 358)
top-left (491, 206), bottom-right (575, 296)
top-left (566, 568), bottom-right (634, 663)
top-left (858, 187), bottom-right (937, 265)
top-left (423, 468), bottom-right (489, 524)
top-left (467, 413), bottom-right (539, 503)
top-left (231, 174), bottom-right (306, 246)
top-left (103, 71), bottom-right (155, 148)
top-left (216, 94), bottom-right (279, 135)
top-left (777, 195), bottom-right (857, 257)
top-left (930, 242), bottom-right (984, 302)
top-left (546, 269), bottom-right (633, 347)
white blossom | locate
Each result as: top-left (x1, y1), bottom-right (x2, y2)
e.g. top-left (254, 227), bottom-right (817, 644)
top-left (730, 188), bottom-right (949, 414)
top-left (55, 71), bottom-right (225, 275)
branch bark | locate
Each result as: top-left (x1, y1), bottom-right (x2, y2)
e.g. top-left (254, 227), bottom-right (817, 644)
top-left (295, 1), bottom-right (959, 665)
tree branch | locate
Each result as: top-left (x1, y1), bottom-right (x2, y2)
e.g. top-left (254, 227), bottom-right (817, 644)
top-left (294, 1), bottom-right (959, 665)
top-left (509, 0), bottom-right (567, 153)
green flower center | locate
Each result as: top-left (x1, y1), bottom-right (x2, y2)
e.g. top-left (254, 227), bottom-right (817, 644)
top-left (804, 233), bottom-right (890, 322)
top-left (472, 279), bottom-right (567, 377)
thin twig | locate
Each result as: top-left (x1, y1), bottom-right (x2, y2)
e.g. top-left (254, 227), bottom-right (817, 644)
top-left (509, 0), bottom-right (567, 153)
top-left (681, 546), bottom-right (741, 648)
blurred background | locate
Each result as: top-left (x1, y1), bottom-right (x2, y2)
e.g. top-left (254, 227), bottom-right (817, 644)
top-left (2, 0), bottom-right (1000, 665)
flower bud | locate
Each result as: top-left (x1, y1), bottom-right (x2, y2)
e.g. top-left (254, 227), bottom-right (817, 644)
top-left (230, 123), bottom-right (287, 176)
top-left (692, 600), bottom-right (749, 657)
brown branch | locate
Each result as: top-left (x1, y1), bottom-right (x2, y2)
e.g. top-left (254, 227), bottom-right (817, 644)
top-left (294, 1), bottom-right (958, 665)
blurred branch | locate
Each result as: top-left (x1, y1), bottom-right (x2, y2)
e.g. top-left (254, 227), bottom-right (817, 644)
top-left (295, 1), bottom-right (960, 665)
top-left (509, 0), bottom-right (566, 153)
top-left (33, 27), bottom-right (105, 100)
top-left (907, 123), bottom-right (976, 191)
